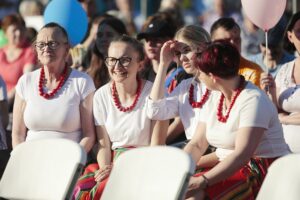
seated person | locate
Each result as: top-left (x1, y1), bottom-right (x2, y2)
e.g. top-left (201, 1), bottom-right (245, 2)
top-left (183, 40), bottom-right (290, 200)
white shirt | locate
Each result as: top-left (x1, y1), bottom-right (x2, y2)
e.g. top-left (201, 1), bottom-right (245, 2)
top-left (16, 69), bottom-right (95, 142)
top-left (199, 82), bottom-right (290, 160)
top-left (93, 80), bottom-right (153, 150)
top-left (275, 60), bottom-right (300, 153)
top-left (146, 78), bottom-right (207, 139)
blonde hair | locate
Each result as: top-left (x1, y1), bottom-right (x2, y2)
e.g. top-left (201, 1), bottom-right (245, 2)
top-left (175, 25), bottom-right (211, 50)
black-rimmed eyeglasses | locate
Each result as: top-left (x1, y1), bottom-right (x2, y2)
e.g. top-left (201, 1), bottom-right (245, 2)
top-left (104, 56), bottom-right (132, 67)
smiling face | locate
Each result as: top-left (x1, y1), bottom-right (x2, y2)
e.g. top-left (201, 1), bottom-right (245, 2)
top-left (35, 27), bottom-right (69, 67)
top-left (106, 41), bottom-right (142, 83)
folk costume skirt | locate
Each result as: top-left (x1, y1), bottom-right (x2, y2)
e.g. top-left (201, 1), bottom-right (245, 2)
top-left (194, 157), bottom-right (277, 200)
top-left (73, 147), bottom-right (133, 200)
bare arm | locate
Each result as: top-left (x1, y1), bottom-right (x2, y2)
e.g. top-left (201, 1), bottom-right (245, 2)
top-left (166, 117), bottom-right (185, 144)
top-left (150, 120), bottom-right (169, 146)
top-left (95, 125), bottom-right (112, 182)
top-left (150, 40), bottom-right (176, 101)
top-left (79, 92), bottom-right (96, 153)
top-left (184, 122), bottom-right (209, 163)
top-left (12, 93), bottom-right (27, 148)
top-left (279, 112), bottom-right (300, 125)
top-left (188, 127), bottom-right (265, 192)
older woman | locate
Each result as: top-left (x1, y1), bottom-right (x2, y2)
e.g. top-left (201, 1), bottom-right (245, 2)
top-left (12, 23), bottom-right (96, 152)
top-left (0, 13), bottom-right (37, 110)
top-left (184, 41), bottom-right (290, 200)
top-left (73, 35), bottom-right (165, 199)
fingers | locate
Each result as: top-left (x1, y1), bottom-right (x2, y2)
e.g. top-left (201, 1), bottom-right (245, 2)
top-left (94, 165), bottom-right (112, 182)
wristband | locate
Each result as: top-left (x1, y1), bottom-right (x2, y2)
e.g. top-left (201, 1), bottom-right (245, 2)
top-left (201, 174), bottom-right (209, 188)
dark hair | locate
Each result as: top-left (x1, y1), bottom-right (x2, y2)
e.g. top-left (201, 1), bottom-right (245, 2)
top-left (197, 40), bottom-right (240, 79)
top-left (110, 35), bottom-right (145, 61)
top-left (1, 13), bottom-right (26, 32)
top-left (97, 17), bottom-right (127, 36)
top-left (284, 11), bottom-right (300, 52)
top-left (210, 17), bottom-right (240, 37)
top-left (40, 22), bottom-right (69, 43)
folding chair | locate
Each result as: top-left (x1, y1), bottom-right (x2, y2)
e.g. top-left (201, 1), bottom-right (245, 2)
top-left (101, 146), bottom-right (195, 200)
top-left (0, 138), bottom-right (87, 200)
top-left (256, 154), bottom-right (300, 200)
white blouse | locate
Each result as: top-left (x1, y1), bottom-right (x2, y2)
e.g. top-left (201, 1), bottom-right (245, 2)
top-left (93, 80), bottom-right (153, 150)
top-left (16, 69), bottom-right (95, 142)
top-left (146, 78), bottom-right (207, 139)
top-left (275, 60), bottom-right (300, 153)
top-left (198, 82), bottom-right (290, 160)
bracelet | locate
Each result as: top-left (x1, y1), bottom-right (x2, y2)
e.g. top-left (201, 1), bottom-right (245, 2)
top-left (201, 174), bottom-right (209, 188)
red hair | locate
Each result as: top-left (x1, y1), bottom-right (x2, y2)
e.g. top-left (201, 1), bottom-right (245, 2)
top-left (197, 40), bottom-right (240, 79)
top-left (1, 13), bottom-right (25, 32)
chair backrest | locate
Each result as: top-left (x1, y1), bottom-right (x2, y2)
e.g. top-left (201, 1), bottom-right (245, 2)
top-left (256, 154), bottom-right (300, 200)
top-left (0, 139), bottom-right (87, 200)
top-left (101, 146), bottom-right (195, 200)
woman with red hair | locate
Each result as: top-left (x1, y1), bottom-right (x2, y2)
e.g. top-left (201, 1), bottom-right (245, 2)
top-left (183, 40), bottom-right (290, 200)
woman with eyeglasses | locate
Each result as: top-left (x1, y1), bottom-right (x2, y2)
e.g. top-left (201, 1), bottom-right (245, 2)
top-left (12, 23), bottom-right (96, 153)
top-left (0, 13), bottom-right (37, 112)
top-left (183, 40), bottom-right (290, 200)
top-left (73, 35), bottom-right (165, 199)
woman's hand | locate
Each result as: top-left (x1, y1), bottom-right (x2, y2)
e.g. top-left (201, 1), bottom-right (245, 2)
top-left (94, 164), bottom-right (113, 182)
top-left (160, 40), bottom-right (177, 67)
top-left (185, 176), bottom-right (206, 199)
top-left (260, 72), bottom-right (275, 92)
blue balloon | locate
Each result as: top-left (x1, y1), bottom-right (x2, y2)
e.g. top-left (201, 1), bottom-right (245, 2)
top-left (44, 0), bottom-right (88, 46)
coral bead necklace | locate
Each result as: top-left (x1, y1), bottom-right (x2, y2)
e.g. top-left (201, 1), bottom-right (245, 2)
top-left (112, 78), bottom-right (142, 112)
top-left (38, 65), bottom-right (68, 99)
top-left (217, 76), bottom-right (245, 123)
top-left (189, 83), bottom-right (210, 108)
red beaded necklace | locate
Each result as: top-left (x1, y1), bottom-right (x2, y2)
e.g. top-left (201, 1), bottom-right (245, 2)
top-left (38, 65), bottom-right (68, 99)
top-left (112, 78), bottom-right (142, 112)
top-left (217, 76), bottom-right (245, 123)
top-left (189, 83), bottom-right (210, 108)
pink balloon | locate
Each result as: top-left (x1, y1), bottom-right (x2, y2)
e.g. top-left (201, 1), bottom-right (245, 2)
top-left (242, 0), bottom-right (286, 31)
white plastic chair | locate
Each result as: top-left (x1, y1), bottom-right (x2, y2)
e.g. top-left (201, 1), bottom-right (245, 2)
top-left (0, 138), bottom-right (87, 200)
top-left (101, 146), bottom-right (195, 200)
top-left (256, 154), bottom-right (300, 200)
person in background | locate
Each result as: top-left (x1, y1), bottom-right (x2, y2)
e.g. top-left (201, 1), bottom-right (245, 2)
top-left (0, 75), bottom-right (9, 179)
top-left (184, 40), bottom-right (290, 200)
top-left (0, 75), bottom-right (8, 150)
top-left (73, 35), bottom-right (166, 199)
top-left (249, 17), bottom-right (295, 78)
top-left (12, 23), bottom-right (95, 153)
top-left (261, 12), bottom-right (300, 153)
top-left (210, 17), bottom-right (263, 88)
top-left (0, 13), bottom-right (37, 111)
top-left (86, 16), bottom-right (128, 89)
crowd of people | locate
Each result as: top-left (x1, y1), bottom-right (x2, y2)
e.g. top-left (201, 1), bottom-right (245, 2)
top-left (0, 0), bottom-right (300, 199)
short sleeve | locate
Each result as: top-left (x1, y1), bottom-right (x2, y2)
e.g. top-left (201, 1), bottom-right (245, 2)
top-left (79, 73), bottom-right (96, 101)
top-left (93, 87), bottom-right (107, 126)
top-left (15, 73), bottom-right (27, 100)
top-left (0, 76), bottom-right (7, 101)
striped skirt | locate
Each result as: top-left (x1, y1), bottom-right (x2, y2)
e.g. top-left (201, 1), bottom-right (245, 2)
top-left (194, 157), bottom-right (277, 200)
top-left (72, 147), bottom-right (132, 200)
